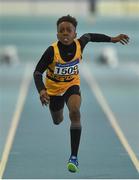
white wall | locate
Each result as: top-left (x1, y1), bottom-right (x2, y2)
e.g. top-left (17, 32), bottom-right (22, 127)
top-left (0, 0), bottom-right (139, 16)
top-left (0, 1), bottom-right (89, 16)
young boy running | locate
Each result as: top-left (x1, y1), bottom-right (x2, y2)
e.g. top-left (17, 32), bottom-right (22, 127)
top-left (33, 15), bottom-right (129, 173)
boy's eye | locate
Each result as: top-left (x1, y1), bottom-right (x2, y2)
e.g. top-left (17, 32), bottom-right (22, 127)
top-left (67, 29), bottom-right (72, 33)
top-left (59, 28), bottom-right (72, 33)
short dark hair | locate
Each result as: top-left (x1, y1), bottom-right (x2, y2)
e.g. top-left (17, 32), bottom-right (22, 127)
top-left (57, 15), bottom-right (78, 28)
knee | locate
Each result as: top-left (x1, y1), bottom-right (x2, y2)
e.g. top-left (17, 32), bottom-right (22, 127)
top-left (53, 121), bottom-right (60, 125)
top-left (53, 116), bottom-right (63, 125)
top-left (69, 108), bottom-right (80, 121)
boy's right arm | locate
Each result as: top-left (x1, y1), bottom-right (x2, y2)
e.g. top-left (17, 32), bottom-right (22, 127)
top-left (33, 46), bottom-right (54, 106)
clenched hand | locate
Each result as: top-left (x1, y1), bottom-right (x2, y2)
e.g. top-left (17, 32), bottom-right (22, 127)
top-left (111, 34), bottom-right (129, 45)
top-left (39, 89), bottom-right (50, 106)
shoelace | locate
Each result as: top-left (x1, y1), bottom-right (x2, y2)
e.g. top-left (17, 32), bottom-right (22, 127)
top-left (69, 156), bottom-right (78, 166)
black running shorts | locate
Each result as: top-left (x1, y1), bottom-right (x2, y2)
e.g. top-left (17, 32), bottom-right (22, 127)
top-left (49, 85), bottom-right (81, 112)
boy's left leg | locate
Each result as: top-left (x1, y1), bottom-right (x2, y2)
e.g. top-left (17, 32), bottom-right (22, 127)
top-left (67, 94), bottom-right (81, 172)
top-left (64, 86), bottom-right (82, 172)
top-left (67, 94), bottom-right (81, 155)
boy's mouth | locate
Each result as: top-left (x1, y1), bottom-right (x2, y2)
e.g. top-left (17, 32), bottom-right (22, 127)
top-left (63, 37), bottom-right (69, 42)
top-left (61, 37), bottom-right (71, 44)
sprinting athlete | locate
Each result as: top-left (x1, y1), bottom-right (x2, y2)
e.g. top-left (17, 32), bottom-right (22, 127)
top-left (33, 15), bottom-right (129, 173)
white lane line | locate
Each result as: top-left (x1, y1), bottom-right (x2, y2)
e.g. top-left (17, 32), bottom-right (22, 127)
top-left (0, 64), bottom-right (33, 178)
top-left (80, 63), bottom-right (139, 173)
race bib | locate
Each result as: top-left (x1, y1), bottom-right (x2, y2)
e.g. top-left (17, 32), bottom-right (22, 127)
top-left (54, 59), bottom-right (79, 76)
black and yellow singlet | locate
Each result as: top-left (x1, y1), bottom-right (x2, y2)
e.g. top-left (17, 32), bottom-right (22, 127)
top-left (46, 39), bottom-right (82, 95)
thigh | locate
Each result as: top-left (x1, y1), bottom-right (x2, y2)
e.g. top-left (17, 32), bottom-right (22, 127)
top-left (49, 96), bottom-right (65, 122)
top-left (64, 85), bottom-right (81, 111)
top-left (66, 94), bottom-right (81, 111)
top-left (49, 96), bottom-right (65, 111)
top-left (64, 85), bottom-right (81, 104)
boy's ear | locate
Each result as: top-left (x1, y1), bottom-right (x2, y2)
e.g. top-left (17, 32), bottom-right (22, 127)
top-left (75, 33), bottom-right (77, 38)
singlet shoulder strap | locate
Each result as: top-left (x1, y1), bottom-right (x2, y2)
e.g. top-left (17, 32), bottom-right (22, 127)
top-left (51, 41), bottom-right (61, 61)
top-left (74, 39), bottom-right (82, 59)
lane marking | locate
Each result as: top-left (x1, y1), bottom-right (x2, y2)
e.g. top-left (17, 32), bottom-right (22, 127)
top-left (80, 63), bottom-right (139, 173)
top-left (0, 64), bottom-right (33, 178)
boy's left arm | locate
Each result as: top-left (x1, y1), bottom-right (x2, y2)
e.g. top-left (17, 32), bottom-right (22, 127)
top-left (111, 34), bottom-right (129, 45)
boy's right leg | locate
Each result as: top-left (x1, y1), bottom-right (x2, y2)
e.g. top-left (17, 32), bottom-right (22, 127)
top-left (49, 96), bottom-right (65, 125)
top-left (50, 109), bottom-right (64, 125)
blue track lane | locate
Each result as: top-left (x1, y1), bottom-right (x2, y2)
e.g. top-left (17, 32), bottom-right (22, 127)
top-left (3, 72), bottom-right (139, 179)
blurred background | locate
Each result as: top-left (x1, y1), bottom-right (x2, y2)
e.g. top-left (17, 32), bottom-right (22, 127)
top-left (0, 0), bottom-right (139, 63)
top-left (0, 0), bottom-right (139, 179)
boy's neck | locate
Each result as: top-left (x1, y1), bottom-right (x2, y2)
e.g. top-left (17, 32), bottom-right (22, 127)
top-left (58, 41), bottom-right (75, 47)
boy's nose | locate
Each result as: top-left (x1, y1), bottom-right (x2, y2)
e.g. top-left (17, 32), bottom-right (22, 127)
top-left (63, 31), bottom-right (68, 35)
top-left (62, 30), bottom-right (69, 35)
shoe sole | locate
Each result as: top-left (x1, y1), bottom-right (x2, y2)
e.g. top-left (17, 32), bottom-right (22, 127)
top-left (67, 162), bottom-right (79, 173)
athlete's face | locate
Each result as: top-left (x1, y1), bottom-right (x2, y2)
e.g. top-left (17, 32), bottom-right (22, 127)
top-left (57, 21), bottom-right (77, 45)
